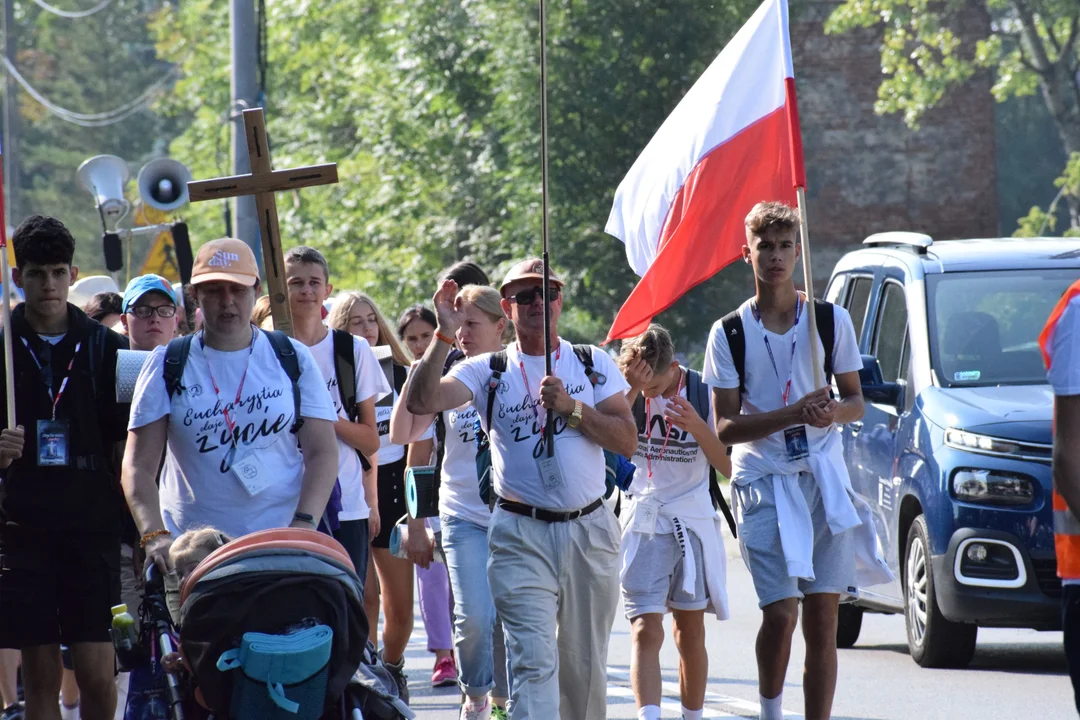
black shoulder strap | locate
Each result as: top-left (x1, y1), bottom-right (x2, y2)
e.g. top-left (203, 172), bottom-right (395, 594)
top-left (261, 329), bottom-right (304, 434)
top-left (572, 344), bottom-right (608, 387)
top-left (485, 351), bottom-right (508, 431)
top-left (814, 299), bottom-right (835, 385)
top-left (87, 324), bottom-right (109, 402)
top-left (720, 311), bottom-right (745, 399)
top-left (393, 363), bottom-right (407, 394)
top-left (684, 367), bottom-right (710, 421)
top-left (631, 394), bottom-right (646, 434)
top-left (333, 330), bottom-right (358, 422)
top-left (163, 335), bottom-right (194, 399)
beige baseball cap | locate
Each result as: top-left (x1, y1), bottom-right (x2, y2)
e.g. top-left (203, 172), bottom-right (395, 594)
top-left (499, 258), bottom-right (564, 295)
top-left (191, 238), bottom-right (260, 287)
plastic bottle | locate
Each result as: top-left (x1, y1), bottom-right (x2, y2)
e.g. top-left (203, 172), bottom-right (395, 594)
top-left (111, 604), bottom-right (139, 671)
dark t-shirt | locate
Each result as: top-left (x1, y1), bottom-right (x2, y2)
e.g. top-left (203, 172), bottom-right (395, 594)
top-left (0, 303), bottom-right (130, 536)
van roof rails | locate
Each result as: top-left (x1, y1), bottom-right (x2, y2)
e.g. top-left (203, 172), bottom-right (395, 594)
top-left (862, 232), bottom-right (934, 254)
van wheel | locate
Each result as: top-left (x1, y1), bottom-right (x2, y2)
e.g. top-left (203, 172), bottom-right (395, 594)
top-left (836, 604), bottom-right (863, 649)
top-left (904, 515), bottom-right (977, 668)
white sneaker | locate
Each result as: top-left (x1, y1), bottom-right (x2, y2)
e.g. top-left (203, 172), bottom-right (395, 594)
top-left (459, 697), bottom-right (492, 720)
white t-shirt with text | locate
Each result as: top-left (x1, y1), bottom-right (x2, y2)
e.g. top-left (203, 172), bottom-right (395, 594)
top-left (449, 339), bottom-right (629, 511)
top-left (629, 381), bottom-right (715, 512)
top-left (438, 400), bottom-right (490, 528)
top-left (702, 298), bottom-right (861, 481)
top-left (306, 331), bottom-right (392, 521)
top-left (129, 330), bottom-right (338, 538)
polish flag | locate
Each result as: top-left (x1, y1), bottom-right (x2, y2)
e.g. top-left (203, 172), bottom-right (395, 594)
top-left (605, 0), bottom-right (804, 342)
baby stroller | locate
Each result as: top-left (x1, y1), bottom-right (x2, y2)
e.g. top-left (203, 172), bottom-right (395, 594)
top-left (134, 528), bottom-right (413, 720)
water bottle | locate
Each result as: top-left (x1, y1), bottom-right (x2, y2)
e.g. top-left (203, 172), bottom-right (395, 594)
top-left (111, 604), bottom-right (139, 671)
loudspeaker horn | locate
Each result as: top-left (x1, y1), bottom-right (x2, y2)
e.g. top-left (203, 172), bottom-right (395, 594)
top-left (76, 155), bottom-right (131, 222)
top-left (137, 158), bottom-right (192, 212)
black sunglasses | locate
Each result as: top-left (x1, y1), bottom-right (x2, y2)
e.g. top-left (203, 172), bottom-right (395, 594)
top-left (129, 305), bottom-right (177, 319)
top-left (507, 286), bottom-right (561, 305)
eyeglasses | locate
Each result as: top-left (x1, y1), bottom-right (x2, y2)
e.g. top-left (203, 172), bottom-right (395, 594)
top-left (129, 305), bottom-right (177, 319)
top-left (507, 286), bottom-right (560, 305)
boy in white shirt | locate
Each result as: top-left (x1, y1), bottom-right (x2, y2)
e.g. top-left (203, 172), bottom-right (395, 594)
top-left (703, 202), bottom-right (888, 720)
top-left (617, 324), bottom-right (731, 720)
top-left (285, 246), bottom-right (391, 586)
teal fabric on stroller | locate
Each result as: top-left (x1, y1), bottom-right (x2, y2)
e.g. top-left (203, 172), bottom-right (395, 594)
top-left (217, 624), bottom-right (333, 719)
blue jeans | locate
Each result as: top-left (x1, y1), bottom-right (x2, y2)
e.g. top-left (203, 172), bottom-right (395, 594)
top-left (442, 513), bottom-right (509, 699)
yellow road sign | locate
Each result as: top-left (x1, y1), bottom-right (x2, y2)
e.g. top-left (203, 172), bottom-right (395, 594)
top-left (139, 229), bottom-right (181, 283)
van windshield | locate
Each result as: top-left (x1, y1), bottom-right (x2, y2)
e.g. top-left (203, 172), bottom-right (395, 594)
top-left (928, 269), bottom-right (1078, 387)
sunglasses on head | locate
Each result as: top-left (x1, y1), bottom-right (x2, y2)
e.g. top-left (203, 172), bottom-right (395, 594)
top-left (507, 286), bottom-right (560, 305)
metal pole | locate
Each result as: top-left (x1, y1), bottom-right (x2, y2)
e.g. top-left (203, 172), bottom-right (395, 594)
top-left (796, 186), bottom-right (825, 389)
top-left (3, 0), bottom-right (19, 228)
top-left (538, 0), bottom-right (555, 458)
top-left (230, 0), bottom-right (262, 269)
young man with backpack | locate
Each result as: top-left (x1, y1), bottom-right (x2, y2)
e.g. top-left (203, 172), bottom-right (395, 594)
top-left (703, 202), bottom-right (889, 720)
top-left (123, 238), bottom-right (340, 575)
top-left (406, 259), bottom-right (637, 720)
top-left (0, 215), bottom-right (131, 720)
top-left (616, 324), bottom-right (733, 720)
top-left (284, 246), bottom-right (390, 586)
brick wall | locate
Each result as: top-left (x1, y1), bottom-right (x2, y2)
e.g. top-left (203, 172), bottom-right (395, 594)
top-left (791, 0), bottom-right (998, 283)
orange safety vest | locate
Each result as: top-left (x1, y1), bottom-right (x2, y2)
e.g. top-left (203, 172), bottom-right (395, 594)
top-left (1040, 279), bottom-right (1080, 580)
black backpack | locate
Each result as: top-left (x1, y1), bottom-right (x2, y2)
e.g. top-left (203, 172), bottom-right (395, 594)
top-left (630, 368), bottom-right (737, 538)
top-left (332, 330), bottom-right (376, 471)
top-left (163, 329), bottom-right (304, 434)
top-left (720, 299), bottom-right (835, 403)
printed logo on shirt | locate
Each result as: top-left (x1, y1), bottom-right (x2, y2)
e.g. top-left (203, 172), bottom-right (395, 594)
top-left (208, 251), bottom-right (241, 268)
top-left (325, 376), bottom-right (344, 414)
top-left (450, 406), bottom-right (478, 444)
top-left (188, 384), bottom-right (203, 398)
top-left (496, 379), bottom-right (510, 395)
top-left (182, 385), bottom-right (292, 473)
top-left (634, 414), bottom-right (701, 466)
top-left (494, 381), bottom-right (588, 459)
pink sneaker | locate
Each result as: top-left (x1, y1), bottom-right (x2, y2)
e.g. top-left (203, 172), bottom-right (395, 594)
top-left (431, 654), bottom-right (459, 687)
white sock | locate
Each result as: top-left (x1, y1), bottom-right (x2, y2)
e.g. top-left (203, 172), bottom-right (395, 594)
top-left (760, 692), bottom-right (784, 720)
top-left (638, 705), bottom-right (662, 720)
top-left (466, 695), bottom-right (490, 711)
top-left (681, 707), bottom-right (704, 720)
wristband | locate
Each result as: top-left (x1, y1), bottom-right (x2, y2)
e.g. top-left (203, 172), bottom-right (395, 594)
top-left (140, 530), bottom-right (172, 549)
top-left (435, 329), bottom-right (456, 346)
top-left (293, 512), bottom-right (317, 527)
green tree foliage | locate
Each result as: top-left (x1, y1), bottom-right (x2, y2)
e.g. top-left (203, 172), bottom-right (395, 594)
top-left (152, 0), bottom-right (758, 348)
top-left (825, 0), bottom-right (1080, 230)
top-left (1014, 151), bottom-right (1080, 236)
top-left (4, 0), bottom-right (187, 273)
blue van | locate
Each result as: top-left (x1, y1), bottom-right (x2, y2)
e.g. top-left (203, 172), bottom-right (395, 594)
top-left (825, 233), bottom-right (1079, 668)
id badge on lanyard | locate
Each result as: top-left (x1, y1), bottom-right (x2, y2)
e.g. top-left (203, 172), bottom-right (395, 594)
top-left (752, 299), bottom-right (810, 461)
top-left (25, 339), bottom-right (81, 468)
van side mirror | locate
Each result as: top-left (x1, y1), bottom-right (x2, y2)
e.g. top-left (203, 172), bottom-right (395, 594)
top-left (860, 355), bottom-right (903, 407)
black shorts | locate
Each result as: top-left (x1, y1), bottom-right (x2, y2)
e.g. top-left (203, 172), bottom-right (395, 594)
top-left (372, 457), bottom-right (408, 549)
top-left (0, 532), bottom-right (121, 648)
top-left (333, 519), bottom-right (370, 590)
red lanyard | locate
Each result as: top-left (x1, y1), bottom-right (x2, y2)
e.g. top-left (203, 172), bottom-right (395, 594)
top-left (201, 328), bottom-right (256, 458)
top-left (518, 342), bottom-right (561, 428)
top-left (645, 369), bottom-right (683, 479)
top-left (22, 339), bottom-right (82, 421)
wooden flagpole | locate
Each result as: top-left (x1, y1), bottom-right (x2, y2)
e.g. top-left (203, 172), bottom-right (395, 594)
top-left (796, 186), bottom-right (825, 390)
top-left (0, 145), bottom-right (14, 429)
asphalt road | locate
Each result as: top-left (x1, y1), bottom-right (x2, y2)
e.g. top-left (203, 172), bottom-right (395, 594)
top-left (398, 536), bottom-right (1074, 719)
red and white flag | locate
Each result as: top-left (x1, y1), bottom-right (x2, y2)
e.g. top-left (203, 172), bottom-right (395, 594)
top-left (605, 0), bottom-right (804, 342)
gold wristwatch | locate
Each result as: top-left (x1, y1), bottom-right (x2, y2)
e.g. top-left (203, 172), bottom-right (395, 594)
top-left (567, 400), bottom-right (584, 429)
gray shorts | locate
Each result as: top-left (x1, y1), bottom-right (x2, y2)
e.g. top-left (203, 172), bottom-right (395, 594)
top-left (622, 530), bottom-right (709, 619)
top-left (734, 473), bottom-right (855, 608)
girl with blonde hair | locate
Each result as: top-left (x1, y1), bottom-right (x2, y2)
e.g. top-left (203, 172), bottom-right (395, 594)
top-left (328, 290), bottom-right (423, 700)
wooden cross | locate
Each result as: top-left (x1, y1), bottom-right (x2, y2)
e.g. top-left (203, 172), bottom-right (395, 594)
top-left (186, 108), bottom-right (338, 337)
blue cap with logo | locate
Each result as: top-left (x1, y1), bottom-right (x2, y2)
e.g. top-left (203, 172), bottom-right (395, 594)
top-left (123, 274), bottom-right (178, 313)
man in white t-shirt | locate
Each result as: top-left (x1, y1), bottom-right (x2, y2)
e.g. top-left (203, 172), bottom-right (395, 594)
top-left (122, 237), bottom-right (340, 575)
top-left (284, 246), bottom-right (391, 587)
top-left (702, 202), bottom-right (878, 720)
top-left (406, 259), bottom-right (637, 720)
